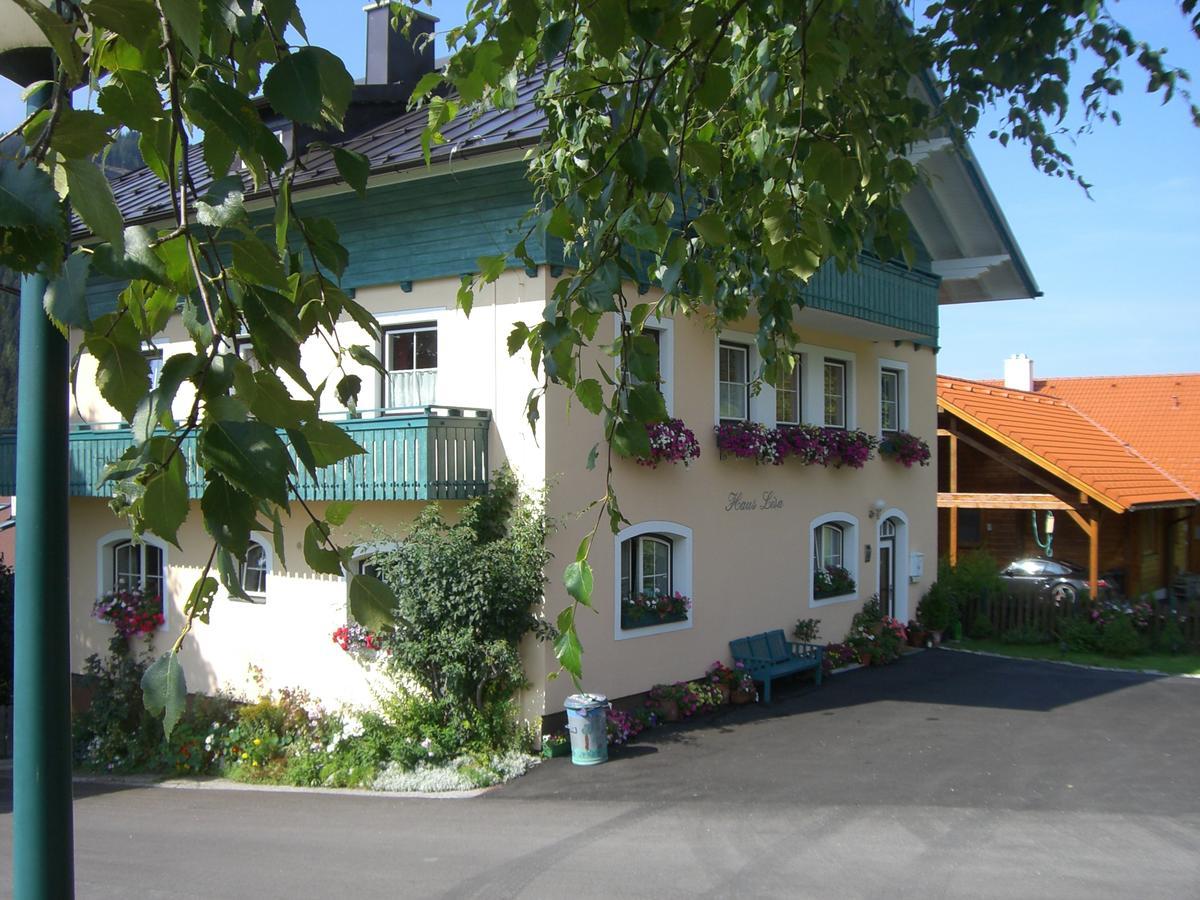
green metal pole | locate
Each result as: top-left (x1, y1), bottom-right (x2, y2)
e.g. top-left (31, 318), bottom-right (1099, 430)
top-left (13, 80), bottom-right (75, 899)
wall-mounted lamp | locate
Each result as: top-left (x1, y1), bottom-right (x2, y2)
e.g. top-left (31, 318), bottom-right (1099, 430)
top-left (868, 499), bottom-right (887, 519)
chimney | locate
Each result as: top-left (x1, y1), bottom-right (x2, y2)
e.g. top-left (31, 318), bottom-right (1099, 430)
top-left (1003, 354), bottom-right (1034, 392)
top-left (365, 2), bottom-right (436, 89)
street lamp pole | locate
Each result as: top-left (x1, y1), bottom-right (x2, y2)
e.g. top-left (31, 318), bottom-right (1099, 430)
top-left (0, 2), bottom-right (75, 897)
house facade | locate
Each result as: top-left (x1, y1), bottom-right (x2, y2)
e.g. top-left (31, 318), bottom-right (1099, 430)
top-left (0, 7), bottom-right (1037, 721)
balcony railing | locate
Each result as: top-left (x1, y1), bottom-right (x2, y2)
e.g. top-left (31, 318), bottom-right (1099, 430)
top-left (0, 407), bottom-right (491, 502)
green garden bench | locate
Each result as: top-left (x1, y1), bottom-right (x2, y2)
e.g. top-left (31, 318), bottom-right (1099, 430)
top-left (729, 629), bottom-right (823, 704)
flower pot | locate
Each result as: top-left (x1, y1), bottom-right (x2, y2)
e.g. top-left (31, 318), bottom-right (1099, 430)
top-left (859, 651), bottom-right (874, 667)
top-left (928, 629), bottom-right (943, 647)
top-left (909, 630), bottom-right (927, 647)
top-left (730, 687), bottom-right (754, 705)
top-left (715, 684), bottom-right (731, 704)
top-left (658, 699), bottom-right (681, 722)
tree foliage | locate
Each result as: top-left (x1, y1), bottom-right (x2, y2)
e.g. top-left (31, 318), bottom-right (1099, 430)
top-left (0, 0), bottom-right (1194, 713)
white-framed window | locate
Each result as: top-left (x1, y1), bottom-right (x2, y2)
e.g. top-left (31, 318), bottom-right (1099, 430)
top-left (382, 321), bottom-right (437, 409)
top-left (877, 358), bottom-right (909, 435)
top-left (349, 541), bottom-right (400, 581)
top-left (776, 357), bottom-right (801, 425)
top-left (718, 340), bottom-right (751, 423)
top-left (614, 314), bottom-right (676, 417)
top-left (97, 530), bottom-right (168, 625)
top-left (237, 537), bottom-right (271, 602)
top-left (823, 359), bottom-right (847, 428)
top-left (809, 513), bottom-right (859, 607)
top-left (614, 521), bottom-right (693, 639)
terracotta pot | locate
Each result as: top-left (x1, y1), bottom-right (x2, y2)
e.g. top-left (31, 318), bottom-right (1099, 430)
top-left (909, 630), bottom-right (927, 647)
top-left (715, 684), bottom-right (731, 704)
top-left (657, 699), bottom-right (681, 722)
top-left (859, 651), bottom-right (874, 667)
top-left (730, 687), bottom-right (754, 705)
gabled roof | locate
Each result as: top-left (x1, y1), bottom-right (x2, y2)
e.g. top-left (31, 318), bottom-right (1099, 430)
top-left (937, 375), bottom-right (1197, 513)
top-left (93, 61), bottom-right (1033, 306)
top-left (1018, 374), bottom-right (1200, 497)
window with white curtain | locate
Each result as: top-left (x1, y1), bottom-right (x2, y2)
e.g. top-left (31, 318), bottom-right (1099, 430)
top-left (383, 322), bottom-right (437, 408)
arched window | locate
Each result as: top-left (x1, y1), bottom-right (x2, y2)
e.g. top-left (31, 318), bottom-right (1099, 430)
top-left (238, 538), bottom-right (270, 602)
top-left (615, 522), bottom-right (693, 638)
top-left (810, 513), bottom-right (859, 605)
top-left (112, 540), bottom-right (164, 599)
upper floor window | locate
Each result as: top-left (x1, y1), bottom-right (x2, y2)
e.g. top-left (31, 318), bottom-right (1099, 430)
top-left (823, 360), bottom-right (847, 428)
top-left (383, 322), bottom-right (437, 408)
top-left (878, 360), bottom-right (908, 435)
top-left (143, 347), bottom-right (163, 390)
top-left (718, 341), bottom-right (750, 423)
top-left (776, 358), bottom-right (801, 426)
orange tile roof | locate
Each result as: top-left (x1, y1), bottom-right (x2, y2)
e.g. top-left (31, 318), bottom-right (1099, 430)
top-left (937, 375), bottom-right (1197, 512)
top-left (1022, 375), bottom-right (1200, 497)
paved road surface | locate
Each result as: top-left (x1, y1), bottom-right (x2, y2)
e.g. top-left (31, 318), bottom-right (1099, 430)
top-left (2, 650), bottom-right (1197, 898)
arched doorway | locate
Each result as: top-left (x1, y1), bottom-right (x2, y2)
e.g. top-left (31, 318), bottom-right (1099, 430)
top-left (879, 517), bottom-right (898, 619)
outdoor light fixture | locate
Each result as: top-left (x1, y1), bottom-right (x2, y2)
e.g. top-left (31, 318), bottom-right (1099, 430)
top-left (1044, 510), bottom-right (1056, 536)
top-left (869, 499), bottom-right (887, 519)
top-left (0, 1), bottom-right (76, 896)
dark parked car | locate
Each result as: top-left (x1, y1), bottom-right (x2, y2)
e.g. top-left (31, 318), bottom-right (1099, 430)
top-left (998, 558), bottom-right (1111, 604)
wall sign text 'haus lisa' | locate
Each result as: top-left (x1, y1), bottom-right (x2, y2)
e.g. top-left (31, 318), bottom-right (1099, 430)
top-left (726, 491), bottom-right (784, 512)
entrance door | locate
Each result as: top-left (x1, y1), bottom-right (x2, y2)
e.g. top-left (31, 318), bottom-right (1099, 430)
top-left (879, 518), bottom-right (897, 618)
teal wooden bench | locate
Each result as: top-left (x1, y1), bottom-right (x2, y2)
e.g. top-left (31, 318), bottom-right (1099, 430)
top-left (729, 630), bottom-right (823, 704)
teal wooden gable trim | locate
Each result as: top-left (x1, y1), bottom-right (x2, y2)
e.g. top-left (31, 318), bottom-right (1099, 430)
top-left (0, 410), bottom-right (491, 502)
top-left (84, 162), bottom-right (544, 316)
top-left (803, 255), bottom-right (939, 342)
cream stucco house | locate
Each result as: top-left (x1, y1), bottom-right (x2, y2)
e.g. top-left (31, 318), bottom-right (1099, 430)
top-left (0, 7), bottom-right (1037, 722)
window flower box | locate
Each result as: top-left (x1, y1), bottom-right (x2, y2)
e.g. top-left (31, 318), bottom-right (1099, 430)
top-left (638, 418), bottom-right (701, 468)
top-left (879, 431), bottom-right (931, 467)
top-left (814, 565), bottom-right (856, 600)
top-left (620, 591), bottom-right (691, 630)
top-left (716, 422), bottom-right (877, 468)
top-left (92, 589), bottom-right (163, 638)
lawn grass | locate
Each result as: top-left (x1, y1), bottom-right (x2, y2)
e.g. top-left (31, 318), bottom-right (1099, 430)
top-left (945, 638), bottom-right (1200, 676)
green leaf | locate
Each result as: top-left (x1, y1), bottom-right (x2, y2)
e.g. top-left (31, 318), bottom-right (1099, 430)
top-left (300, 419), bottom-right (364, 467)
top-left (691, 211), bottom-right (730, 246)
top-left (44, 109), bottom-right (113, 158)
top-left (201, 476), bottom-right (255, 558)
top-left (586, 442), bottom-right (599, 470)
top-left (348, 574), bottom-right (397, 632)
top-left (269, 506), bottom-right (288, 571)
top-left (182, 576), bottom-right (219, 624)
top-left (612, 419), bottom-right (651, 459)
top-left (141, 652), bottom-right (187, 739)
top-left (196, 175), bottom-right (245, 228)
top-left (303, 520), bottom-right (342, 575)
top-left (264, 47), bottom-right (351, 127)
top-left (627, 382), bottom-right (667, 423)
top-left (575, 534), bottom-right (592, 563)
top-left (98, 71), bottom-right (162, 134)
top-left (44, 251), bottom-right (92, 330)
top-left (575, 378), bottom-right (603, 415)
top-left (554, 622), bottom-right (583, 683)
top-left (232, 239), bottom-right (288, 291)
top-left (244, 368), bottom-right (314, 429)
top-left (142, 452), bottom-right (189, 548)
top-left (477, 253), bottom-right (507, 282)
top-left (160, 0), bottom-right (202, 56)
top-left (541, 19), bottom-right (572, 61)
top-left (199, 421), bottom-right (292, 506)
top-left (217, 546), bottom-right (251, 602)
top-left (64, 158), bottom-right (125, 254)
top-left (325, 500), bottom-right (354, 527)
top-left (332, 147), bottom-right (370, 197)
top-left (563, 559), bottom-right (593, 606)
top-left (507, 322), bottom-right (530, 356)
top-left (85, 317), bottom-right (150, 420)
top-left (347, 344), bottom-right (386, 376)
top-left (0, 158), bottom-right (66, 237)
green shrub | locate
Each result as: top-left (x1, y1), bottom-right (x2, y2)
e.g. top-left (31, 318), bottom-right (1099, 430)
top-left (371, 468), bottom-right (551, 719)
top-left (1154, 617), bottom-right (1187, 654)
top-left (969, 614), bottom-right (995, 640)
top-left (917, 582), bottom-right (955, 632)
top-left (1097, 614), bottom-right (1144, 658)
top-left (72, 641), bottom-right (164, 772)
top-left (1057, 617), bottom-right (1101, 652)
top-left (793, 618), bottom-right (821, 643)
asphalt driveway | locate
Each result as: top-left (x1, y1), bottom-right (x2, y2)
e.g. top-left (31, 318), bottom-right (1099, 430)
top-left (2, 650), bottom-right (1198, 899)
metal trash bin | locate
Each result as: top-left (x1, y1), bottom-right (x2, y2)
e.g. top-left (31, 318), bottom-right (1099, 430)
top-left (563, 693), bottom-right (610, 766)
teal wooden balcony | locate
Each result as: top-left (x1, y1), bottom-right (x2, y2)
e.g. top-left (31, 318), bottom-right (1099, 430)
top-left (0, 408), bottom-right (491, 502)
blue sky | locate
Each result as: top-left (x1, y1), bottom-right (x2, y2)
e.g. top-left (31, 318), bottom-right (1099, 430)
top-left (3, 1), bottom-right (1196, 380)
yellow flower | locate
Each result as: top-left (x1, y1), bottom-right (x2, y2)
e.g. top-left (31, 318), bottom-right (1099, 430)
top-left (252, 738), bottom-right (262, 746)
top-left (241, 753), bottom-right (249, 760)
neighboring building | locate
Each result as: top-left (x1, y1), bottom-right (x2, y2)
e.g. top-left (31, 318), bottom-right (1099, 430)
top-left (937, 358), bottom-right (1199, 598)
top-left (0, 7), bottom-right (1037, 722)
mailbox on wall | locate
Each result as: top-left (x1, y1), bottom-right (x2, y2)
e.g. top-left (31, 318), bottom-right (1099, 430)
top-left (910, 552), bottom-right (924, 582)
